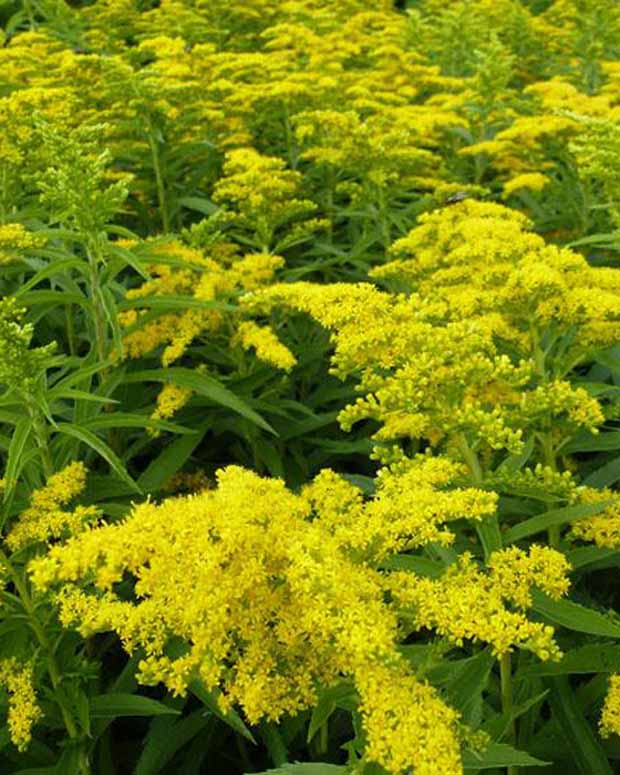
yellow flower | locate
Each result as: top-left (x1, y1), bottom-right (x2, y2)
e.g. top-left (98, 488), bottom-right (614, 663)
top-left (151, 383), bottom-right (193, 423)
top-left (7, 462), bottom-right (96, 550)
top-left (28, 463), bottom-right (483, 771)
top-left (235, 321), bottom-right (296, 371)
top-left (601, 675), bottom-right (620, 737)
top-left (0, 224), bottom-right (46, 264)
top-left (389, 548), bottom-right (569, 660)
top-left (356, 661), bottom-right (462, 775)
top-left (502, 172), bottom-right (549, 198)
top-left (0, 660), bottom-right (41, 752)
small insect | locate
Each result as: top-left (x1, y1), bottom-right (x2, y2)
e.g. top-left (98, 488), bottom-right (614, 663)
top-left (444, 191), bottom-right (472, 205)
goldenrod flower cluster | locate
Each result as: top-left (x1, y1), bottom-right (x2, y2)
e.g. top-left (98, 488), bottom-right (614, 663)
top-left (119, 240), bottom-right (291, 417)
top-left (0, 298), bottom-right (56, 394)
top-left (151, 383), bottom-right (194, 423)
top-left (28, 463), bottom-right (509, 773)
top-left (213, 148), bottom-right (323, 249)
top-left (601, 675), bottom-right (620, 738)
top-left (7, 462), bottom-right (97, 550)
top-left (121, 242), bottom-right (285, 363)
top-left (570, 487), bottom-right (620, 549)
top-left (252, 200), bottom-right (619, 467)
top-left (234, 321), bottom-right (297, 371)
top-left (389, 547), bottom-right (569, 660)
top-left (6, 0), bottom-right (620, 770)
top-left (0, 660), bottom-right (41, 752)
top-left (0, 224), bottom-right (45, 265)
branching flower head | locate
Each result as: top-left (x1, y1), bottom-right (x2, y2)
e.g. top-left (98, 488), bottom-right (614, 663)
top-left (0, 298), bottom-right (56, 396)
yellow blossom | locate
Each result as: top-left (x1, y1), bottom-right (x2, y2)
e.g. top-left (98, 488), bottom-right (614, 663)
top-left (0, 660), bottom-right (41, 752)
top-left (389, 549), bottom-right (569, 660)
top-left (7, 462), bottom-right (95, 550)
top-left (601, 675), bottom-right (620, 738)
top-left (502, 172), bottom-right (549, 198)
top-left (27, 464), bottom-right (487, 771)
top-left (235, 321), bottom-right (296, 370)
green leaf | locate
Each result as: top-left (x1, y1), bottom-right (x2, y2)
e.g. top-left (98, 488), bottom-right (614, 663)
top-left (53, 389), bottom-right (118, 406)
top-left (585, 456), bottom-right (620, 488)
top-left (563, 431), bottom-right (620, 453)
top-left (259, 722), bottom-right (289, 768)
top-left (124, 368), bottom-right (276, 434)
top-left (252, 766), bottom-right (347, 775)
top-left (19, 289), bottom-right (91, 310)
top-left (498, 435), bottom-right (535, 473)
top-left (504, 500), bottom-right (612, 543)
top-left (178, 196), bottom-right (219, 215)
top-left (379, 554), bottom-right (444, 577)
top-left (136, 711), bottom-right (213, 775)
top-left (462, 742), bottom-right (550, 770)
top-left (48, 360), bottom-right (113, 395)
top-left (55, 423), bottom-right (141, 494)
top-left (100, 285), bottom-right (124, 358)
top-left (307, 683), bottom-right (356, 744)
top-left (118, 295), bottom-right (234, 313)
top-left (532, 590), bottom-right (620, 638)
top-left (189, 680), bottom-right (256, 743)
top-left (16, 257), bottom-right (88, 294)
top-left (524, 644), bottom-right (620, 676)
top-left (89, 694), bottom-right (180, 719)
top-left (442, 649), bottom-right (493, 724)
top-left (546, 676), bottom-right (613, 774)
top-left (83, 412), bottom-right (194, 435)
top-left (484, 690), bottom-right (549, 742)
top-left (567, 546), bottom-right (620, 571)
top-left (3, 417), bottom-right (32, 501)
top-left (107, 243), bottom-right (150, 280)
top-left (138, 421), bottom-right (211, 493)
top-left (476, 515), bottom-right (502, 558)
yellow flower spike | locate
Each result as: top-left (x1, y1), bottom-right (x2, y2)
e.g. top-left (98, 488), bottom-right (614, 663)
top-left (0, 224), bottom-right (46, 264)
top-left (234, 321), bottom-right (297, 371)
top-left (390, 548), bottom-right (569, 660)
top-left (0, 660), bottom-right (41, 752)
top-left (6, 462), bottom-right (96, 550)
top-left (151, 383), bottom-right (193, 424)
top-left (502, 172), bottom-right (550, 198)
top-left (601, 675), bottom-right (620, 737)
top-left (356, 660), bottom-right (462, 775)
top-left (26, 464), bottom-right (489, 771)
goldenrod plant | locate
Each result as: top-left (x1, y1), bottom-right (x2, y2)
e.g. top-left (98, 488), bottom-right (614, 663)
top-left (4, 1), bottom-right (620, 774)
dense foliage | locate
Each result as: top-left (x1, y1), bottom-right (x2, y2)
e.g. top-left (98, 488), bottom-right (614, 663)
top-left (3, 0), bottom-right (620, 773)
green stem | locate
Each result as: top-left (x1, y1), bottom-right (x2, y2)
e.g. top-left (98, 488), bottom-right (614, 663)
top-left (376, 185), bottom-right (391, 249)
top-left (540, 432), bottom-right (560, 548)
top-left (457, 433), bottom-right (483, 483)
top-left (500, 652), bottom-right (518, 775)
top-left (0, 551), bottom-right (79, 742)
top-left (319, 720), bottom-right (328, 755)
top-left (23, 0), bottom-right (36, 28)
top-left (65, 304), bottom-right (77, 357)
top-left (457, 433), bottom-right (502, 557)
top-left (325, 168), bottom-right (335, 245)
top-left (282, 104), bottom-right (297, 169)
top-left (531, 338), bottom-right (546, 380)
top-left (0, 167), bottom-right (7, 224)
top-left (28, 401), bottom-right (54, 480)
top-left (86, 240), bottom-right (109, 369)
top-left (148, 132), bottom-right (170, 233)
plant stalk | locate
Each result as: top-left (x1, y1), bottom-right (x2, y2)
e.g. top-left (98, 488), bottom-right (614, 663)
top-left (500, 651), bottom-right (518, 775)
top-left (0, 551), bottom-right (79, 743)
top-left (148, 132), bottom-right (170, 233)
